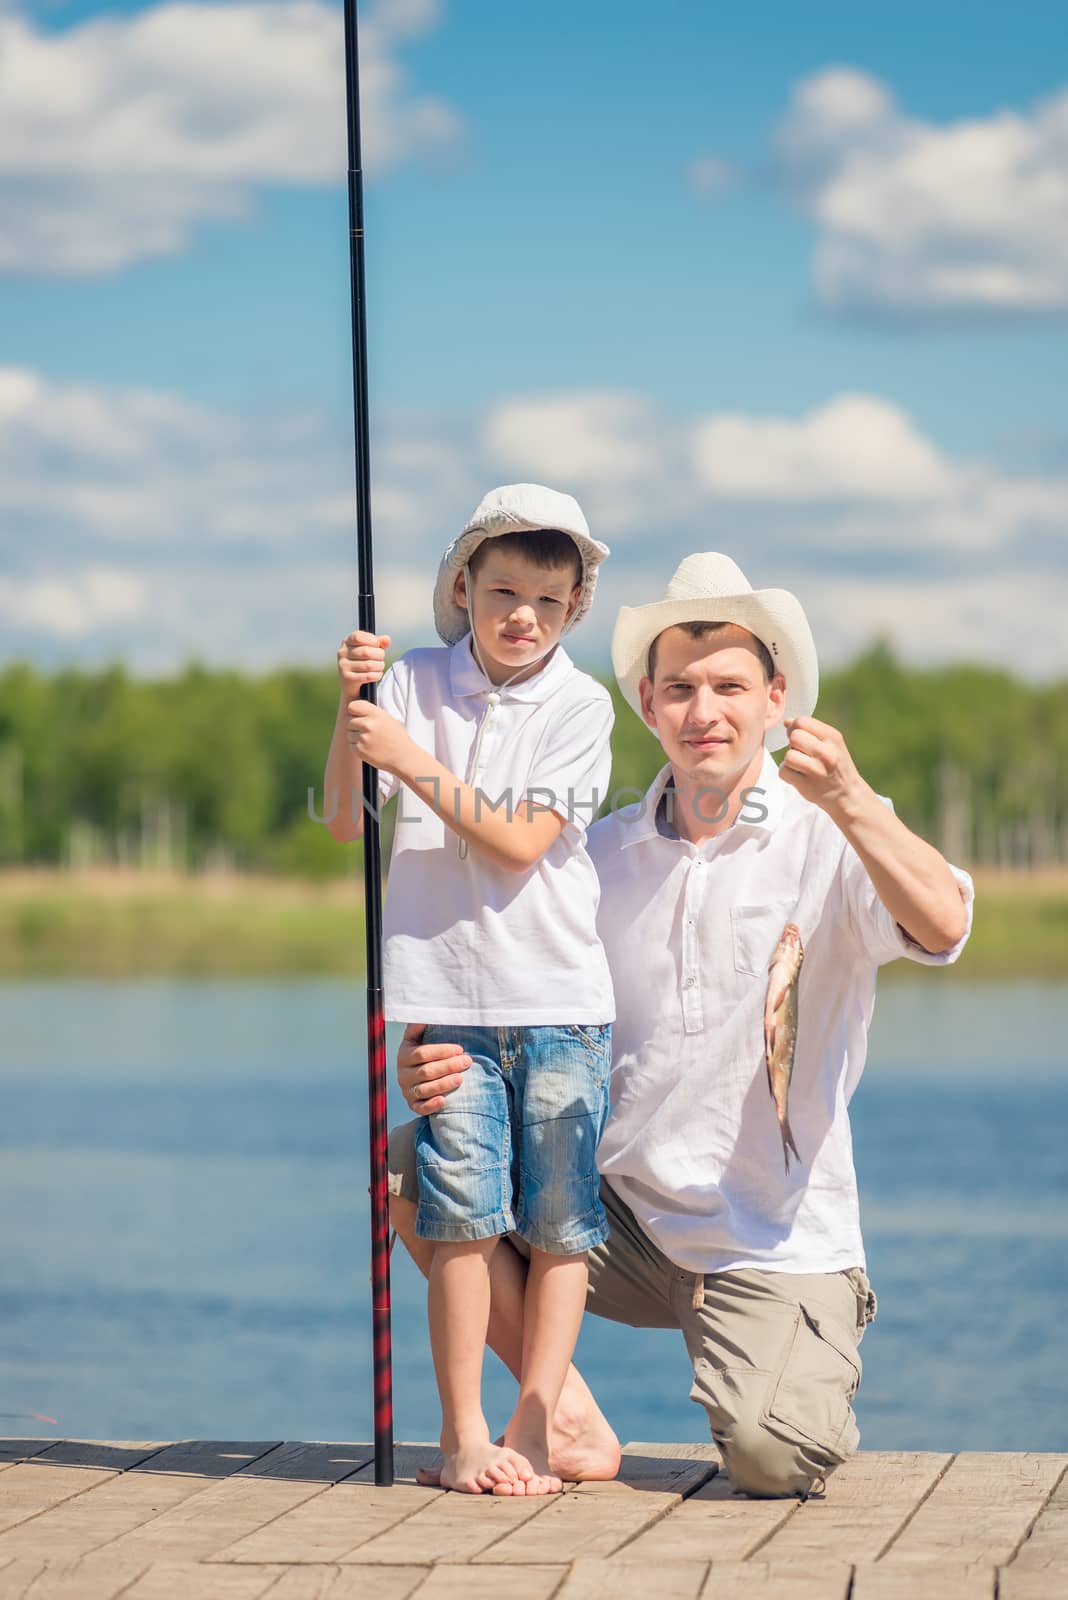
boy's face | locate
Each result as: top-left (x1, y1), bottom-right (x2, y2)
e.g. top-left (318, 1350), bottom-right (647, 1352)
top-left (455, 545), bottom-right (581, 681)
top-left (638, 625), bottom-right (785, 786)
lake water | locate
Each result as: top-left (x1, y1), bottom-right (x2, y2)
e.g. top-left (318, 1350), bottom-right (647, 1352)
top-left (1, 979), bottom-right (1064, 1454)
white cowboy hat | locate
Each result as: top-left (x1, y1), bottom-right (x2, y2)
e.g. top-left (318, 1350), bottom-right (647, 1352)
top-left (611, 553), bottom-right (818, 752)
top-left (433, 483), bottom-right (610, 646)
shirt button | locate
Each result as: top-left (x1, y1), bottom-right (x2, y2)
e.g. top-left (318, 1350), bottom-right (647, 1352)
top-left (684, 975), bottom-right (697, 989)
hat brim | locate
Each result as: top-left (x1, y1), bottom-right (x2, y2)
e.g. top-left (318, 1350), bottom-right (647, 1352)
top-left (433, 521), bottom-right (610, 646)
top-left (611, 590), bottom-right (818, 752)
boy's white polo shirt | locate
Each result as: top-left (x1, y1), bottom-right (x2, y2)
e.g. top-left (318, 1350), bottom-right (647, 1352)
top-left (588, 752), bottom-right (975, 1276)
top-left (376, 637), bottom-right (615, 1027)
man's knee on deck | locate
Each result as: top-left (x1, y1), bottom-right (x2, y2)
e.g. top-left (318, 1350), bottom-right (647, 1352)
top-left (717, 1414), bottom-right (839, 1499)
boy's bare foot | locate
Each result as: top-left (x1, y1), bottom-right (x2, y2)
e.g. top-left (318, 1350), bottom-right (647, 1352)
top-left (417, 1401), bottom-right (620, 1489)
top-left (497, 1420), bottom-right (562, 1496)
top-left (440, 1437), bottom-right (535, 1496)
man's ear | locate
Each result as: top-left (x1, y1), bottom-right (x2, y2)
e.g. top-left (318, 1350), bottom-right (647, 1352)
top-left (765, 672), bottom-right (786, 730)
top-left (638, 675), bottom-right (658, 730)
top-left (453, 570), bottom-right (469, 612)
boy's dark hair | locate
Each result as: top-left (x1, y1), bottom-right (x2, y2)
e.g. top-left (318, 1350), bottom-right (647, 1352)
top-left (468, 528), bottom-right (582, 586)
top-left (647, 620), bottom-right (776, 685)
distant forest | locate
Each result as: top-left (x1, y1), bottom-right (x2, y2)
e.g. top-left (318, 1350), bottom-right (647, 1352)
top-left (1, 644), bottom-right (1065, 875)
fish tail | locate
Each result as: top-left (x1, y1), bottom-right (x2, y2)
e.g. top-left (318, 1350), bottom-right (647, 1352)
top-left (781, 1114), bottom-right (801, 1173)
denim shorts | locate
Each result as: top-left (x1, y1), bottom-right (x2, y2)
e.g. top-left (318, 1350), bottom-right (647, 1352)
top-left (414, 1022), bottom-right (612, 1256)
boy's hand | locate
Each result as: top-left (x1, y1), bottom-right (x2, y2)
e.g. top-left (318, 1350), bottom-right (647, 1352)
top-left (337, 630), bottom-right (391, 693)
top-left (397, 1023), bottom-right (470, 1114)
top-left (345, 699), bottom-right (416, 775)
top-left (779, 715), bottom-right (870, 819)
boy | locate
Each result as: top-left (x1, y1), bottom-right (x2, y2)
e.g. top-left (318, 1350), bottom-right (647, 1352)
top-left (323, 483), bottom-right (615, 1496)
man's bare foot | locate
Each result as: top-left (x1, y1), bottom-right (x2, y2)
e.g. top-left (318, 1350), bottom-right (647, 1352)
top-left (440, 1437), bottom-right (535, 1495)
top-left (548, 1393), bottom-right (622, 1483)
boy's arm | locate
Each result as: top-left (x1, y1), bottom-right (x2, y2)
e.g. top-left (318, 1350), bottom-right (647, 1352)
top-left (780, 715), bottom-right (969, 954)
top-left (346, 700), bottom-right (565, 871)
top-left (324, 630), bottom-right (391, 843)
top-left (348, 688), bottom-right (614, 874)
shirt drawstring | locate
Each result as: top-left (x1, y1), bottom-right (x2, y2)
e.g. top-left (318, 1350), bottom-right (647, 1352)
top-left (692, 1274), bottom-right (704, 1311)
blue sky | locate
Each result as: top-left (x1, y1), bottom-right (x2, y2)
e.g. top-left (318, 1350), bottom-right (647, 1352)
top-left (2, 0), bottom-right (1066, 675)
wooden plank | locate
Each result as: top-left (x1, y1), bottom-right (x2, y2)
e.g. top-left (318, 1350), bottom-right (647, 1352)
top-left (132, 1442), bottom-right (281, 1478)
top-left (0, 1463), bottom-right (117, 1536)
top-left (268, 1571), bottom-right (429, 1600)
top-left (999, 1569), bottom-right (1068, 1600)
top-left (1008, 1461), bottom-right (1068, 1569)
top-left (0, 1557), bottom-right (151, 1598)
top-left (852, 1566), bottom-right (995, 1599)
top-left (606, 1441), bottom-right (719, 1496)
top-left (413, 1567), bottom-right (565, 1600)
top-left (235, 1442), bottom-right (371, 1482)
top-left (115, 1562), bottom-right (288, 1599)
top-left (880, 1453), bottom-right (1068, 1566)
top-left (698, 1563), bottom-right (852, 1599)
top-left (558, 1557), bottom-right (709, 1598)
top-left (341, 1484), bottom-right (552, 1566)
top-left (754, 1451), bottom-right (953, 1563)
top-left (470, 1479), bottom-right (682, 1565)
top-left (80, 1476), bottom-right (331, 1562)
top-left (1007, 1507), bottom-right (1068, 1572)
top-left (32, 1442), bottom-right (167, 1471)
top-left (351, 1444), bottom-right (443, 1486)
top-left (613, 1469), bottom-right (797, 1563)
top-left (0, 1442), bottom-right (59, 1466)
top-left (0, 1469), bottom-right (228, 1560)
top-left (217, 1481), bottom-right (439, 1563)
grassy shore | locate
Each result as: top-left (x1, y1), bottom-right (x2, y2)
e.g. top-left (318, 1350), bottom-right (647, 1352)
top-left (0, 866), bottom-right (1065, 979)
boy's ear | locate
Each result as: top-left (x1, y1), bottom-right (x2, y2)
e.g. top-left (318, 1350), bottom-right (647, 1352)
top-left (453, 570), bottom-right (469, 612)
top-left (565, 582), bottom-right (582, 623)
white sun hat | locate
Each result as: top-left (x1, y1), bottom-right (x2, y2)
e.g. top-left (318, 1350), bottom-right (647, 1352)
top-left (432, 483), bottom-right (610, 646)
top-left (611, 552), bottom-right (818, 752)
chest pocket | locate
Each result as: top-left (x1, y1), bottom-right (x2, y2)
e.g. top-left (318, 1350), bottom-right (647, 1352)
top-left (731, 902), bottom-right (796, 977)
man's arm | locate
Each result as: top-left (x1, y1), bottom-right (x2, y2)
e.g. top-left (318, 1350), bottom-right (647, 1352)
top-left (780, 716), bottom-right (969, 955)
top-left (397, 1023), bottom-right (469, 1114)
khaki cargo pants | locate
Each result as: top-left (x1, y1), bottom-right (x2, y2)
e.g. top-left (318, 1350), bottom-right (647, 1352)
top-left (389, 1120), bottom-right (877, 1499)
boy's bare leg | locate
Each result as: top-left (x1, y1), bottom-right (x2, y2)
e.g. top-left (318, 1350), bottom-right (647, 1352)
top-left (427, 1236), bottom-right (540, 1494)
top-left (392, 1195), bottom-right (620, 1482)
top-left (497, 1248), bottom-right (587, 1493)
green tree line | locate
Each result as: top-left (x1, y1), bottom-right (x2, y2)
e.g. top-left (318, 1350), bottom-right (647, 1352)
top-left (0, 644), bottom-right (1065, 877)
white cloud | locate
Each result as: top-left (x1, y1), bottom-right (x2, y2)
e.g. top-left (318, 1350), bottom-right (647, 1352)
top-left (686, 155), bottom-right (739, 198)
top-left (2, 366), bottom-right (1065, 678)
top-left (692, 394), bottom-right (955, 504)
top-left (772, 66), bottom-right (1068, 317)
top-left (0, 567), bottom-right (147, 637)
top-left (0, 0), bottom-right (463, 274)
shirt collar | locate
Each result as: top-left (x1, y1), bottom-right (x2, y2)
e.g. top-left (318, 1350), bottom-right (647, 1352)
top-left (620, 747), bottom-right (786, 849)
top-left (448, 635), bottom-right (574, 704)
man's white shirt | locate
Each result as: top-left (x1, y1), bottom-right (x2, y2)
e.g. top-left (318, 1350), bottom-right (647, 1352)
top-left (377, 637), bottom-right (615, 1026)
top-left (588, 752), bottom-right (975, 1276)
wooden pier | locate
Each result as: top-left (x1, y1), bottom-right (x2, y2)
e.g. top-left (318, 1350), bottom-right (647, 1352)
top-left (1, 1438), bottom-right (1065, 1598)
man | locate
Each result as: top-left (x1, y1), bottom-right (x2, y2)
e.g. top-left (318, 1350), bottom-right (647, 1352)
top-left (388, 553), bottom-right (973, 1497)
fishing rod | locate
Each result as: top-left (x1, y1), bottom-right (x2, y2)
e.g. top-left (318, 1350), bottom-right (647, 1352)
top-left (342, 0), bottom-right (393, 1488)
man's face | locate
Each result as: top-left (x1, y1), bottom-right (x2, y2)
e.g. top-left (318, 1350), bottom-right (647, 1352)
top-left (455, 546), bottom-right (580, 679)
top-left (638, 625), bottom-right (785, 784)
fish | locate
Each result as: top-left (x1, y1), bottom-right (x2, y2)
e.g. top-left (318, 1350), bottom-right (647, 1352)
top-left (764, 922), bottom-right (803, 1171)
